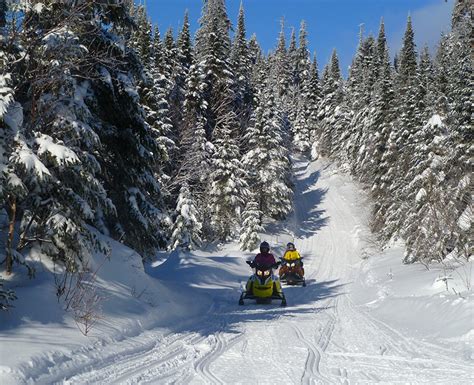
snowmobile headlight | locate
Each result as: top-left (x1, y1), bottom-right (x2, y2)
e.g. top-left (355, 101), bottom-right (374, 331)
top-left (290, 263), bottom-right (295, 267)
top-left (257, 270), bottom-right (263, 276)
top-left (264, 270), bottom-right (270, 276)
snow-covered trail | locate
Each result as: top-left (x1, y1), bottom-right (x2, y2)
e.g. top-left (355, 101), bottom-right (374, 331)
top-left (27, 157), bottom-right (472, 385)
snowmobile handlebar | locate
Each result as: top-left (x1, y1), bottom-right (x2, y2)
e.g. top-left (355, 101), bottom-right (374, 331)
top-left (246, 260), bottom-right (280, 269)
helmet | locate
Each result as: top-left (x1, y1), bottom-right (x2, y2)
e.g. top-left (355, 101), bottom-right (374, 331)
top-left (259, 241), bottom-right (270, 253)
top-left (286, 242), bottom-right (295, 251)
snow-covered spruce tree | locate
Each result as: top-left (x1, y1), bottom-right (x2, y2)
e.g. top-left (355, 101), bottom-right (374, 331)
top-left (296, 21), bottom-right (311, 93)
top-left (417, 46), bottom-right (436, 117)
top-left (376, 16), bottom-right (422, 240)
top-left (242, 84), bottom-right (293, 220)
top-left (293, 21), bottom-right (313, 152)
top-left (178, 61), bottom-right (213, 185)
top-left (287, 27), bottom-right (298, 88)
top-left (270, 20), bottom-right (291, 106)
top-left (152, 25), bottom-right (164, 75)
top-left (248, 33), bottom-right (264, 99)
top-left (432, 34), bottom-right (450, 116)
top-left (169, 181), bottom-right (202, 251)
top-left (23, 1), bottom-right (172, 256)
top-left (129, 4), bottom-right (173, 183)
top-left (129, 4), bottom-right (152, 68)
top-left (195, 0), bottom-right (234, 140)
top-left (345, 33), bottom-right (377, 173)
top-left (105, 12), bottom-right (174, 254)
top-left (0, 7), bottom-right (17, 274)
top-left (193, 0), bottom-right (249, 240)
top-left (308, 54), bottom-right (322, 158)
top-left (174, 59), bottom-right (213, 238)
top-left (0, 1), bottom-right (32, 281)
top-left (14, 1), bottom-right (117, 269)
top-left (317, 49), bottom-right (345, 157)
top-left (353, 25), bottom-right (393, 182)
top-left (209, 125), bottom-right (248, 240)
top-left (195, 0), bottom-right (231, 61)
top-left (402, 116), bottom-right (453, 263)
top-left (365, 22), bottom-right (396, 206)
top-left (286, 27), bottom-right (299, 126)
top-left (177, 11), bottom-right (193, 76)
top-left (267, 20), bottom-right (293, 165)
top-left (397, 49), bottom-right (445, 261)
top-left (239, 194), bottom-right (264, 251)
top-left (163, 28), bottom-right (177, 82)
top-left (173, 11), bottom-right (194, 139)
top-left (230, 2), bottom-right (253, 138)
top-left (440, 0), bottom-right (472, 261)
top-left (163, 27), bottom-right (183, 147)
top-left (397, 34), bottom-right (459, 263)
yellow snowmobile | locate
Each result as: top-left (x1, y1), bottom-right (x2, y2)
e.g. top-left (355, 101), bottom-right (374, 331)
top-left (239, 261), bottom-right (287, 306)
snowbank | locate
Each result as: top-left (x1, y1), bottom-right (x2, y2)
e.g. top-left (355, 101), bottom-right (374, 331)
top-left (352, 244), bottom-right (473, 360)
top-left (0, 236), bottom-right (208, 385)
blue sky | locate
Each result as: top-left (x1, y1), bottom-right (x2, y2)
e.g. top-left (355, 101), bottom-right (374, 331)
top-left (144, 0), bottom-right (454, 77)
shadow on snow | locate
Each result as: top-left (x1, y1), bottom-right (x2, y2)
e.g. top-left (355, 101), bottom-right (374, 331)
top-left (146, 249), bottom-right (346, 342)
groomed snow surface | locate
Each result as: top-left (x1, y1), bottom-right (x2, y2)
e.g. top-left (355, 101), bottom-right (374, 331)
top-left (1, 157), bottom-right (473, 384)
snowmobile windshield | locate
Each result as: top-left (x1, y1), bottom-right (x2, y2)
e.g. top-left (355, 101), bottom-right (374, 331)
top-left (254, 263), bottom-right (275, 271)
top-left (255, 265), bottom-right (272, 284)
top-left (282, 259), bottom-right (300, 267)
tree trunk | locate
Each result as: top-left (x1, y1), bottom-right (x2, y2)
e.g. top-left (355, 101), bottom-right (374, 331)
top-left (6, 194), bottom-right (16, 275)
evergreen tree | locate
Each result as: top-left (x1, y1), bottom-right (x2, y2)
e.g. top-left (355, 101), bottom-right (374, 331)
top-left (22, 0), bottom-right (171, 257)
top-left (172, 10), bottom-right (194, 152)
top-left (242, 86), bottom-right (293, 219)
top-left (346, 33), bottom-right (377, 171)
top-left (209, 127), bottom-right (248, 240)
top-left (378, 16), bottom-right (421, 239)
top-left (293, 21), bottom-right (313, 152)
top-left (433, 34), bottom-right (450, 115)
top-left (195, 0), bottom-right (231, 61)
top-left (402, 116), bottom-right (451, 263)
top-left (240, 195), bottom-right (264, 251)
top-left (195, 0), bottom-right (234, 140)
top-left (288, 27), bottom-right (298, 87)
top-left (130, 5), bottom-right (173, 186)
top-left (248, 35), bottom-right (265, 110)
top-left (442, 0), bottom-right (472, 261)
top-left (271, 20), bottom-right (290, 100)
top-left (177, 11), bottom-right (193, 73)
top-left (169, 182), bottom-right (202, 251)
top-left (0, 2), bottom-right (31, 277)
top-left (178, 61), bottom-right (214, 193)
top-left (152, 25), bottom-right (164, 75)
top-left (130, 5), bottom-right (153, 67)
top-left (366, 29), bottom-right (395, 205)
top-left (317, 49), bottom-right (345, 156)
top-left (230, 2), bottom-right (252, 137)
top-left (194, 0), bottom-right (249, 240)
top-left (308, 54), bottom-right (321, 150)
top-left (15, 1), bottom-right (122, 269)
top-left (163, 28), bottom-right (177, 81)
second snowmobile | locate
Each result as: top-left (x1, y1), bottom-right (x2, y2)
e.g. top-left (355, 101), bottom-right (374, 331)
top-left (279, 257), bottom-right (306, 286)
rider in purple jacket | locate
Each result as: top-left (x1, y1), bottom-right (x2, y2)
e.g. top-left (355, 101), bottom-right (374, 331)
top-left (253, 241), bottom-right (277, 266)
